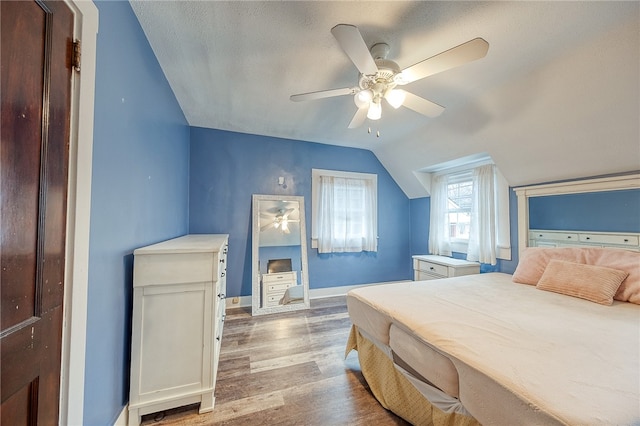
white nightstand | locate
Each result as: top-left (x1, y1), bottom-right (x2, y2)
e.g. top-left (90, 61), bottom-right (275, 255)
top-left (262, 271), bottom-right (297, 307)
top-left (412, 255), bottom-right (480, 280)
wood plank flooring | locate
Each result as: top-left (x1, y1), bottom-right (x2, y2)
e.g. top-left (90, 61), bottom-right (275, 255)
top-left (140, 296), bottom-right (409, 425)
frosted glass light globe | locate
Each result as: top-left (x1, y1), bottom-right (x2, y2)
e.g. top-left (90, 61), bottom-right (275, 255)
top-left (354, 90), bottom-right (373, 109)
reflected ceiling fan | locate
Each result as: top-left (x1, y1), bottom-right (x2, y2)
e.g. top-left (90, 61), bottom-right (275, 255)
top-left (260, 208), bottom-right (299, 234)
top-left (290, 24), bottom-right (489, 128)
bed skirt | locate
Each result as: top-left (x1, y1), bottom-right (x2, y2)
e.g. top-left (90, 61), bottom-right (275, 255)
top-left (346, 325), bottom-right (480, 426)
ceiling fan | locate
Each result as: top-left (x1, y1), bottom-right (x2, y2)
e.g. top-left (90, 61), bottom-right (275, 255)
top-left (260, 208), bottom-right (299, 234)
top-left (290, 24), bottom-right (489, 128)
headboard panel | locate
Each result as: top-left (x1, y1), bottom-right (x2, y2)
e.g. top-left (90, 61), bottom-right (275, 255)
top-left (514, 174), bottom-right (640, 256)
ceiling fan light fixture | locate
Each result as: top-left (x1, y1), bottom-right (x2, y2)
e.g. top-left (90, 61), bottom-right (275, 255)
top-left (393, 71), bottom-right (408, 85)
top-left (367, 100), bottom-right (382, 120)
top-left (385, 89), bottom-right (406, 109)
top-left (354, 89), bottom-right (373, 109)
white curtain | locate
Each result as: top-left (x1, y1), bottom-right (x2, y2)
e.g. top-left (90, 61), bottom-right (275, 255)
top-left (317, 176), bottom-right (377, 253)
top-left (467, 164), bottom-right (498, 265)
top-left (428, 174), bottom-right (452, 257)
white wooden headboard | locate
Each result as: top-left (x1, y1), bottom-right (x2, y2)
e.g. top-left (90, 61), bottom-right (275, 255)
top-left (513, 174), bottom-right (640, 256)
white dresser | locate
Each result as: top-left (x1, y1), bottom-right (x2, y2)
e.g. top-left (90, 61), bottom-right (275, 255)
top-left (261, 271), bottom-right (297, 307)
top-left (128, 234), bottom-right (228, 426)
top-left (412, 255), bottom-right (480, 280)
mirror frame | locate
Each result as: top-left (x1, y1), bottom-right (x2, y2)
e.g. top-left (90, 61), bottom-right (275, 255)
top-left (252, 194), bottom-right (310, 315)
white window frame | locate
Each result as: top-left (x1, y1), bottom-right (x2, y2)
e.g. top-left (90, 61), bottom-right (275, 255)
top-left (444, 171), bottom-right (473, 251)
top-left (430, 161), bottom-right (511, 260)
top-left (311, 169), bottom-right (377, 250)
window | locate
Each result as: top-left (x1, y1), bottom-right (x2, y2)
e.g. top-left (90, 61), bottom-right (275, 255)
top-left (446, 172), bottom-right (473, 241)
top-left (311, 169), bottom-right (377, 253)
top-left (429, 163), bottom-right (510, 265)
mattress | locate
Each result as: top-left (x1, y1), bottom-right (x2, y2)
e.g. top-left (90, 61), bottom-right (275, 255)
top-left (346, 273), bottom-right (640, 425)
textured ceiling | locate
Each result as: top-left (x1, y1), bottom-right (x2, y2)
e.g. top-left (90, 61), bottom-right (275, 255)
top-left (131, 1), bottom-right (640, 198)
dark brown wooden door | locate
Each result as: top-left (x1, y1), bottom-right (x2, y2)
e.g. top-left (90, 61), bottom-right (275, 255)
top-left (1, 1), bottom-right (74, 424)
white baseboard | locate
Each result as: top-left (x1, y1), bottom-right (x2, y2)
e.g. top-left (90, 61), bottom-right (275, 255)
top-left (225, 280), bottom-right (409, 309)
top-left (114, 405), bottom-right (128, 426)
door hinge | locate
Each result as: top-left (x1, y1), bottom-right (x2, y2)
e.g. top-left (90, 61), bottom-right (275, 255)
top-left (72, 39), bottom-right (81, 72)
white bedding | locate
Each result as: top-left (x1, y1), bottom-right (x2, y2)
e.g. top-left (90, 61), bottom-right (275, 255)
top-left (347, 273), bottom-right (640, 425)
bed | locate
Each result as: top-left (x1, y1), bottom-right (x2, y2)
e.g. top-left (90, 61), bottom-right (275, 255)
top-left (347, 266), bottom-right (640, 425)
top-left (345, 175), bottom-right (640, 425)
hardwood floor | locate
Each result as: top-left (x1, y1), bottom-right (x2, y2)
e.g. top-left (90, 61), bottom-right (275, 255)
top-left (140, 296), bottom-right (409, 425)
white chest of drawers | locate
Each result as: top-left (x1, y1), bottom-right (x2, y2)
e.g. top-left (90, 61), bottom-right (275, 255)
top-left (262, 271), bottom-right (297, 307)
top-left (128, 234), bottom-right (228, 426)
top-left (412, 255), bottom-right (480, 280)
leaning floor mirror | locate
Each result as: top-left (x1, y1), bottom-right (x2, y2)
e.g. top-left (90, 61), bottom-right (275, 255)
top-left (252, 194), bottom-right (310, 315)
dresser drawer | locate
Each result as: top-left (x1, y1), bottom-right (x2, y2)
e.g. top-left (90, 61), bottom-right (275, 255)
top-left (133, 252), bottom-right (216, 287)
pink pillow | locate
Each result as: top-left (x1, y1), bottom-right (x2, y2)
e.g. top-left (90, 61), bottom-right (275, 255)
top-left (512, 247), bottom-right (578, 285)
top-left (536, 260), bottom-right (628, 305)
top-left (512, 247), bottom-right (640, 304)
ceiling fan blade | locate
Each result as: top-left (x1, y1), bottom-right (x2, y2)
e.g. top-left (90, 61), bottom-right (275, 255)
top-left (282, 208), bottom-right (295, 219)
top-left (402, 91), bottom-right (445, 118)
top-left (260, 222), bottom-right (274, 231)
top-left (348, 107), bottom-right (368, 129)
top-left (331, 24), bottom-right (379, 76)
top-left (398, 38), bottom-right (489, 85)
top-left (290, 87), bottom-right (355, 102)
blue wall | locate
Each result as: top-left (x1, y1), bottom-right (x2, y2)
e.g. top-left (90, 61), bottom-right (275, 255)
top-left (410, 197), bottom-right (430, 255)
top-left (189, 127), bottom-right (412, 297)
top-left (529, 189), bottom-right (640, 232)
top-left (86, 2), bottom-right (189, 424)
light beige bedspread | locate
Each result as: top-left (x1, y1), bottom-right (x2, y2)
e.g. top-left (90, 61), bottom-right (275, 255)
top-left (346, 273), bottom-right (640, 425)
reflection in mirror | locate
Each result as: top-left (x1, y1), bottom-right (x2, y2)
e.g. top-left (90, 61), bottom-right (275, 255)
top-left (252, 194), bottom-right (309, 315)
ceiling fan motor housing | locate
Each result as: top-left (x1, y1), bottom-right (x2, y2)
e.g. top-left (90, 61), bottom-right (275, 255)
top-left (358, 57), bottom-right (401, 99)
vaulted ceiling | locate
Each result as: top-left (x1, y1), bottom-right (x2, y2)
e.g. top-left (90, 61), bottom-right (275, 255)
top-left (131, 1), bottom-right (639, 198)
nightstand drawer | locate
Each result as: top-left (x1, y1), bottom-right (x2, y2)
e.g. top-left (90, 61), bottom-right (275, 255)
top-left (412, 255), bottom-right (480, 281)
top-left (413, 259), bottom-right (448, 277)
top-left (415, 270), bottom-right (444, 281)
top-left (262, 271), bottom-right (297, 284)
top-left (267, 293), bottom-right (285, 303)
top-left (266, 282), bottom-right (294, 292)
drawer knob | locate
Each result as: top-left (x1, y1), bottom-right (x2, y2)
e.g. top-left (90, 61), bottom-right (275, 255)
top-left (430, 266), bottom-right (435, 270)
top-left (218, 293), bottom-right (225, 299)
top-left (221, 271), bottom-right (226, 278)
top-left (566, 236), bottom-right (572, 239)
top-left (586, 237), bottom-right (590, 240)
top-left (624, 239), bottom-right (629, 242)
top-left (539, 234), bottom-right (543, 237)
